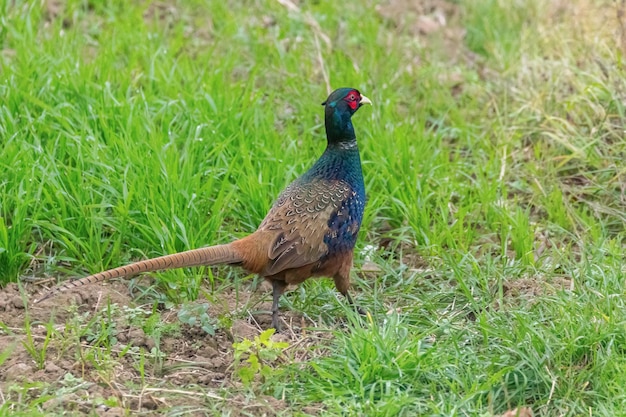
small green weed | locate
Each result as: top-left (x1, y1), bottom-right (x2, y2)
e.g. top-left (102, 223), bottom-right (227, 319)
top-left (82, 302), bottom-right (120, 348)
top-left (233, 328), bottom-right (289, 388)
top-left (177, 302), bottom-right (217, 335)
top-left (22, 317), bottom-right (54, 371)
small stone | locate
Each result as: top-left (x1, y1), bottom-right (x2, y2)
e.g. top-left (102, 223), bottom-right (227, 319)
top-left (45, 362), bottom-right (62, 373)
top-left (127, 328), bottom-right (145, 343)
top-left (203, 345), bottom-right (219, 358)
top-left (499, 408), bottom-right (533, 417)
top-left (270, 332), bottom-right (290, 344)
top-left (361, 261), bottom-right (382, 272)
top-left (97, 406), bottom-right (126, 417)
top-left (415, 15), bottom-right (441, 35)
top-left (144, 337), bottom-right (156, 351)
top-left (5, 362), bottom-right (32, 381)
top-left (11, 295), bottom-right (25, 309)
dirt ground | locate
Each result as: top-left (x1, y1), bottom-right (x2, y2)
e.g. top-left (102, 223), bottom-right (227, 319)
top-left (0, 279), bottom-right (324, 415)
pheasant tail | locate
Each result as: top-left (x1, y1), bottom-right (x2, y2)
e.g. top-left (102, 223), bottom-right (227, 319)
top-left (36, 244), bottom-right (242, 303)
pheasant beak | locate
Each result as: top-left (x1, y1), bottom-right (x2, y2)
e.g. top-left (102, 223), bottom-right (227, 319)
top-left (359, 95), bottom-right (372, 106)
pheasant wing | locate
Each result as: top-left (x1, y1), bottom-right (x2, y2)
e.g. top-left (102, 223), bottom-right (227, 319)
top-left (258, 179), bottom-right (360, 275)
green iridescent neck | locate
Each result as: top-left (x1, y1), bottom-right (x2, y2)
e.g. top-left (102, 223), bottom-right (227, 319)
top-left (325, 104), bottom-right (357, 145)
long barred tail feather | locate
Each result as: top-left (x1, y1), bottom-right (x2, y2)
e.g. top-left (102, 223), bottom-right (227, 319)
top-left (36, 243), bottom-right (241, 303)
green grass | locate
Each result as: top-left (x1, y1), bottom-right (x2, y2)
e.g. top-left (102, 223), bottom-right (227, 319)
top-left (1, 0), bottom-right (625, 415)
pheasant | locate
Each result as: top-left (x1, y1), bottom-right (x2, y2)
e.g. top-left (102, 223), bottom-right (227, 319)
top-left (37, 88), bottom-right (372, 329)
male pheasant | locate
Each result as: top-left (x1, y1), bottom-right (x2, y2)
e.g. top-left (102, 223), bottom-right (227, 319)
top-left (38, 88), bottom-right (372, 329)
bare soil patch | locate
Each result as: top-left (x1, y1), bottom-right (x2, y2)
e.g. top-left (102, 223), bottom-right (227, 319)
top-left (0, 280), bottom-right (322, 415)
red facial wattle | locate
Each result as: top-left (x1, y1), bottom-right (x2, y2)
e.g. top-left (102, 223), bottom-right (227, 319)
top-left (344, 90), bottom-right (360, 110)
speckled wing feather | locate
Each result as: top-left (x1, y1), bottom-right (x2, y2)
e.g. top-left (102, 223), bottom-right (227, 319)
top-left (258, 178), bottom-right (362, 276)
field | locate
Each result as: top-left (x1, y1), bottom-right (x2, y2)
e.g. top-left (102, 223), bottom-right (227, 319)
top-left (1, 0), bottom-right (625, 415)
